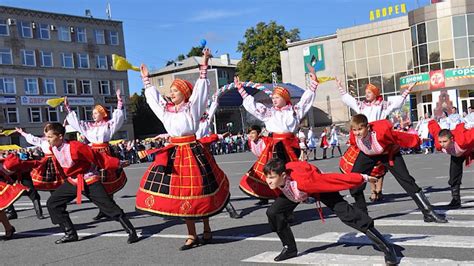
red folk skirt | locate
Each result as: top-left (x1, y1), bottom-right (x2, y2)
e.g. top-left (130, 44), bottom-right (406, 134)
top-left (339, 145), bottom-right (386, 177)
top-left (135, 135), bottom-right (230, 219)
top-left (239, 132), bottom-right (300, 199)
top-left (31, 154), bottom-right (66, 191)
top-left (0, 181), bottom-right (28, 211)
top-left (91, 143), bottom-right (127, 195)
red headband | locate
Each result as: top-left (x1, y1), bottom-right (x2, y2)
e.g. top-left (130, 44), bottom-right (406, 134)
top-left (273, 86), bottom-right (291, 104)
top-left (171, 79), bottom-right (193, 101)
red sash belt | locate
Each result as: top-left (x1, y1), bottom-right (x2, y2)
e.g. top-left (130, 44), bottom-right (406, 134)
top-left (67, 175), bottom-right (100, 204)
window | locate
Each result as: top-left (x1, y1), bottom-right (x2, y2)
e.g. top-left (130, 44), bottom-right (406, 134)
top-left (454, 37), bottom-right (469, 59)
top-left (355, 59), bottom-right (368, 78)
top-left (110, 31), bottom-right (119, 45)
top-left (59, 26), bottom-right (71, 41)
top-left (63, 80), bottom-right (77, 94)
top-left (379, 34), bottom-right (392, 55)
top-left (46, 107), bottom-right (59, 122)
top-left (40, 51), bottom-right (53, 67)
top-left (419, 44), bottom-right (428, 65)
top-left (81, 106), bottom-right (93, 121)
top-left (0, 77), bottom-right (15, 94)
top-left (24, 78), bottom-right (38, 94)
top-left (417, 23), bottom-right (427, 44)
top-left (61, 53), bottom-right (74, 68)
top-left (439, 17), bottom-right (453, 40)
top-left (368, 57), bottom-right (381, 76)
top-left (440, 39), bottom-right (454, 62)
top-left (354, 39), bottom-right (367, 58)
top-left (428, 42), bottom-right (440, 63)
top-left (426, 20), bottom-right (438, 42)
top-left (76, 27), bottom-right (87, 43)
top-left (3, 108), bottom-right (19, 124)
top-left (158, 78), bottom-right (164, 87)
top-left (99, 80), bottom-right (110, 95)
top-left (0, 19), bottom-right (9, 36)
top-left (39, 23), bottom-right (50, 40)
top-left (20, 21), bottom-right (32, 38)
top-left (468, 14), bottom-right (474, 36)
top-left (95, 29), bottom-right (105, 44)
top-left (343, 42), bottom-right (355, 61)
top-left (28, 107), bottom-right (42, 123)
top-left (453, 15), bottom-right (467, 38)
top-left (43, 78), bottom-right (56, 94)
top-left (366, 36), bottom-right (379, 57)
top-left (21, 50), bottom-right (36, 66)
top-left (0, 48), bottom-right (13, 64)
top-left (69, 106), bottom-right (80, 116)
top-left (96, 55), bottom-right (108, 69)
top-left (112, 80), bottom-right (124, 93)
top-left (77, 53), bottom-right (89, 68)
top-left (81, 80), bottom-right (92, 94)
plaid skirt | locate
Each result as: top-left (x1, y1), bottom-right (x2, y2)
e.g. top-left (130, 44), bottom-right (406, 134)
top-left (31, 155), bottom-right (66, 191)
top-left (339, 145), bottom-right (387, 177)
top-left (136, 135), bottom-right (230, 219)
top-left (91, 143), bottom-right (128, 195)
top-left (0, 181), bottom-right (28, 211)
top-left (239, 132), bottom-right (300, 199)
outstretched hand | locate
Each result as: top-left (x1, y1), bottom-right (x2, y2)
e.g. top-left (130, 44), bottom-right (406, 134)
top-left (140, 64), bottom-right (149, 78)
top-left (234, 76), bottom-right (242, 89)
top-left (335, 77), bottom-right (344, 89)
top-left (63, 96), bottom-right (69, 109)
top-left (15, 127), bottom-right (24, 134)
top-left (406, 81), bottom-right (418, 93)
top-left (116, 87), bottom-right (122, 100)
top-left (202, 48), bottom-right (211, 65)
top-left (306, 63), bottom-right (318, 82)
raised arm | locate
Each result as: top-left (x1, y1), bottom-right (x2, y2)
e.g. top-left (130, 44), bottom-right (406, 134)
top-left (107, 88), bottom-right (125, 136)
top-left (141, 64), bottom-right (168, 121)
top-left (16, 127), bottom-right (46, 148)
top-left (294, 67), bottom-right (318, 120)
top-left (236, 76), bottom-right (269, 122)
top-left (337, 78), bottom-right (360, 113)
top-left (382, 82), bottom-right (416, 117)
top-left (63, 97), bottom-right (87, 137)
top-left (188, 48), bottom-right (211, 121)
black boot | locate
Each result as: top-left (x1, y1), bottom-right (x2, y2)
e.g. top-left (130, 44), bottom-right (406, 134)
top-left (225, 203), bottom-right (242, 219)
top-left (33, 199), bottom-right (44, 220)
top-left (92, 210), bottom-right (107, 221)
top-left (412, 191), bottom-right (447, 223)
top-left (5, 205), bottom-right (17, 220)
top-left (447, 185), bottom-right (461, 209)
top-left (365, 227), bottom-right (398, 265)
top-left (255, 199), bottom-right (269, 206)
top-left (118, 215), bottom-right (139, 244)
top-left (55, 218), bottom-right (78, 244)
top-left (274, 228), bottom-right (298, 261)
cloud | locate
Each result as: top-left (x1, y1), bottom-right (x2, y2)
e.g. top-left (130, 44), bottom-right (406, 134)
top-left (189, 8), bottom-right (258, 22)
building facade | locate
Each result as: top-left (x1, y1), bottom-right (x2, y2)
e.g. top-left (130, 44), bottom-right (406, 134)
top-left (281, 0), bottom-right (472, 125)
top-left (0, 6), bottom-right (133, 147)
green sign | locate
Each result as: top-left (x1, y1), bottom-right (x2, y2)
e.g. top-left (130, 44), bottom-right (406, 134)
top-left (445, 66), bottom-right (474, 79)
top-left (303, 44), bottom-right (325, 72)
top-left (400, 73), bottom-right (429, 87)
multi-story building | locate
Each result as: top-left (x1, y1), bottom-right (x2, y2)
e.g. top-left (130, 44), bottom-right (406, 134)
top-left (0, 5), bottom-right (133, 147)
top-left (281, 0), bottom-right (474, 125)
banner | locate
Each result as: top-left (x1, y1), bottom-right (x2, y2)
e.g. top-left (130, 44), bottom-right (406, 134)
top-left (430, 70), bottom-right (445, 90)
top-left (303, 44), bottom-right (325, 72)
top-left (0, 96), bottom-right (16, 104)
top-left (369, 3), bottom-right (407, 21)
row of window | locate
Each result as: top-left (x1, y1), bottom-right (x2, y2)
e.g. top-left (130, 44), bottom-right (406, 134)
top-left (0, 48), bottom-right (109, 69)
top-left (0, 77), bottom-right (123, 95)
top-left (3, 105), bottom-right (121, 124)
top-left (0, 19), bottom-right (120, 45)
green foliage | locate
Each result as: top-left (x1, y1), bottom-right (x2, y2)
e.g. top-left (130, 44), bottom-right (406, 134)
top-left (129, 89), bottom-right (166, 137)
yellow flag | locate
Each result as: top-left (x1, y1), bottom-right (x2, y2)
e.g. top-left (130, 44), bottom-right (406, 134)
top-left (317, 76), bottom-right (336, 84)
top-left (46, 97), bottom-right (65, 108)
top-left (0, 129), bottom-right (16, 136)
top-left (112, 54), bottom-right (140, 72)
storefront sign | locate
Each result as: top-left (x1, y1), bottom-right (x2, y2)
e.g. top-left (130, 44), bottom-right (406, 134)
top-left (0, 96), bottom-right (16, 105)
top-left (445, 66), bottom-right (474, 79)
top-left (20, 96), bottom-right (94, 106)
top-left (430, 70), bottom-right (445, 90)
top-left (400, 73), bottom-right (429, 88)
top-left (104, 96), bottom-right (118, 104)
top-left (369, 3), bottom-right (407, 21)
top-left (303, 44), bottom-right (325, 72)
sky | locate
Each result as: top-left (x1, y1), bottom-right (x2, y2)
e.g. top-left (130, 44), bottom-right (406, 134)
top-left (2, 0), bottom-right (433, 95)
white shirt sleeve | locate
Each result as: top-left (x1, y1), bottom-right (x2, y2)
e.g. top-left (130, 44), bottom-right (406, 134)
top-left (21, 132), bottom-right (45, 147)
top-left (242, 95), bottom-right (269, 122)
top-left (382, 95), bottom-right (407, 118)
top-left (294, 89), bottom-right (316, 120)
top-left (207, 100), bottom-right (219, 124)
top-left (341, 93), bottom-right (361, 113)
top-left (66, 111), bottom-right (88, 136)
top-left (144, 85), bottom-right (168, 121)
top-left (188, 78), bottom-right (210, 122)
top-left (107, 108), bottom-right (125, 137)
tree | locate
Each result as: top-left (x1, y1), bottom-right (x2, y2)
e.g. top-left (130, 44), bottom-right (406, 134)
top-left (129, 89), bottom-right (166, 137)
top-left (186, 47), bottom-right (204, 58)
top-left (237, 21), bottom-right (300, 83)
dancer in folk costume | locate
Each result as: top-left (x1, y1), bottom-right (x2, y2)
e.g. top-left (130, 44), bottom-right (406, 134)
top-left (297, 129), bottom-right (308, 161)
top-left (136, 49), bottom-right (230, 250)
top-left (329, 124), bottom-right (342, 157)
top-left (428, 120), bottom-right (474, 208)
top-left (306, 127), bottom-right (317, 161)
top-left (416, 113), bottom-right (433, 154)
top-left (320, 127), bottom-right (329, 159)
top-left (349, 114), bottom-right (447, 223)
top-left (263, 158), bottom-right (397, 264)
top-left (0, 154), bottom-right (41, 240)
top-left (448, 107), bottom-right (463, 130)
top-left (338, 79), bottom-right (417, 203)
top-left (15, 127), bottom-right (66, 191)
top-left (237, 69), bottom-right (318, 201)
top-left (44, 123), bottom-right (138, 244)
top-left (63, 87), bottom-right (127, 221)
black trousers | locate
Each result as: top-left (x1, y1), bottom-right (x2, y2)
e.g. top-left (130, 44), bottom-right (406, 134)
top-left (449, 156), bottom-right (464, 187)
top-left (20, 177), bottom-right (41, 202)
top-left (349, 151), bottom-right (421, 212)
top-left (47, 181), bottom-right (123, 225)
top-left (266, 192), bottom-right (373, 236)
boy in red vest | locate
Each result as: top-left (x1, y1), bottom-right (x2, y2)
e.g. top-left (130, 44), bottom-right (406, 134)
top-left (264, 158), bottom-right (397, 265)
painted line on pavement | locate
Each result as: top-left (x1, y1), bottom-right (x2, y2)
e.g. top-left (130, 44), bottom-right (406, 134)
top-left (374, 219), bottom-right (474, 228)
top-left (242, 252), bottom-right (474, 265)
